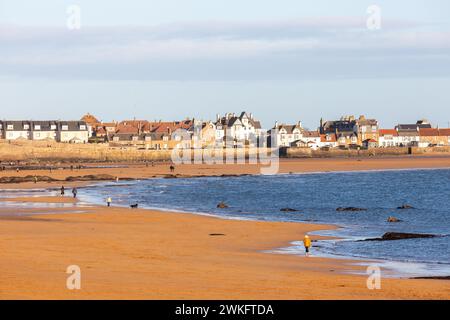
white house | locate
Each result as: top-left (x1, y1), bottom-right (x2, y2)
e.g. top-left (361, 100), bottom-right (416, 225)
top-left (3, 121), bottom-right (32, 140)
top-left (215, 112), bottom-right (262, 146)
top-left (57, 121), bottom-right (89, 143)
top-left (378, 129), bottom-right (401, 147)
top-left (319, 133), bottom-right (338, 148)
top-left (272, 122), bottom-right (303, 147)
top-left (31, 121), bottom-right (58, 140)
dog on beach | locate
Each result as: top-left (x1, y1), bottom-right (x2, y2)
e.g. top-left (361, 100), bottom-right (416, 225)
top-left (130, 204), bottom-right (138, 209)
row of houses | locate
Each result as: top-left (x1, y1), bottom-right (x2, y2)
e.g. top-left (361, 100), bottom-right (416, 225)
top-left (274, 116), bottom-right (450, 149)
top-left (2, 113), bottom-right (449, 150)
top-left (0, 120), bottom-right (89, 143)
top-left (81, 112), bottom-right (264, 149)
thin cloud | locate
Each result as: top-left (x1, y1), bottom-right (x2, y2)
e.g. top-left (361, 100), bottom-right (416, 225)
top-left (0, 18), bottom-right (449, 80)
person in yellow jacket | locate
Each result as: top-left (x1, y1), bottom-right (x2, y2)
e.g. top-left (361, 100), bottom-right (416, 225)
top-left (303, 235), bottom-right (312, 256)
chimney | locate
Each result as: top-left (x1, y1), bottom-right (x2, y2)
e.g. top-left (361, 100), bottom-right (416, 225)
top-left (275, 121), bottom-right (278, 128)
top-left (298, 121), bottom-right (302, 128)
top-left (216, 114), bottom-right (220, 121)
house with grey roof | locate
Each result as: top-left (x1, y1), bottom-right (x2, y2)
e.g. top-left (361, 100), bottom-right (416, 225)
top-left (2, 121), bottom-right (32, 140)
top-left (394, 119), bottom-right (432, 146)
top-left (271, 121), bottom-right (303, 147)
top-left (31, 121), bottom-right (58, 141)
top-left (214, 111), bottom-right (262, 147)
top-left (57, 121), bottom-right (89, 143)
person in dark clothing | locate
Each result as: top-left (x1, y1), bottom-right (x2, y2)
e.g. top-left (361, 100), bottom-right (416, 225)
top-left (60, 186), bottom-right (65, 196)
top-left (72, 188), bottom-right (78, 198)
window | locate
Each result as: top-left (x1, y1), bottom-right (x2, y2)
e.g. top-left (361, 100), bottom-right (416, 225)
top-left (24, 124), bottom-right (30, 130)
top-left (34, 125), bottom-right (41, 130)
top-left (51, 125), bottom-right (57, 130)
top-left (7, 124), bottom-right (13, 130)
top-left (35, 132), bottom-right (40, 138)
top-left (62, 125), bottom-right (69, 131)
top-left (8, 132), bottom-right (13, 138)
top-left (80, 125), bottom-right (86, 130)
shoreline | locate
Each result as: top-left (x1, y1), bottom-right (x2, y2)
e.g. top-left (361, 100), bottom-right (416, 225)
top-left (1, 157), bottom-right (449, 299)
top-left (74, 178), bottom-right (450, 280)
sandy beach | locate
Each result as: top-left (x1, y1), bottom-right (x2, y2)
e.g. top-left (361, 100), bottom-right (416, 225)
top-left (1, 157), bottom-right (449, 299)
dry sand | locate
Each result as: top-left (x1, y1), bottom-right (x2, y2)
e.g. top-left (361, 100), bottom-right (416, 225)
top-left (0, 157), bottom-right (449, 299)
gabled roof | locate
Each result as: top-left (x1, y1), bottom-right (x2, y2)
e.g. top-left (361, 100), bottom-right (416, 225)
top-left (275, 124), bottom-right (302, 134)
top-left (303, 130), bottom-right (320, 138)
top-left (32, 121), bottom-right (58, 131)
top-left (419, 128), bottom-right (440, 137)
top-left (58, 121), bottom-right (88, 131)
top-left (438, 129), bottom-right (450, 136)
top-left (3, 121), bottom-right (32, 131)
top-left (320, 134), bottom-right (337, 142)
top-left (150, 120), bottom-right (193, 133)
top-left (81, 113), bottom-right (100, 125)
top-left (379, 129), bottom-right (398, 136)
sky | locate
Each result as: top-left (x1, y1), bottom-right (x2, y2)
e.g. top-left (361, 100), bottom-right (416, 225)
top-left (1, 0), bottom-right (450, 128)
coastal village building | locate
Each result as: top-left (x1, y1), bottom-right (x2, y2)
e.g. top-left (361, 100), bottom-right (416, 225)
top-left (418, 128), bottom-right (450, 147)
top-left (320, 115), bottom-right (360, 147)
top-left (81, 113), bottom-right (118, 140)
top-left (357, 116), bottom-right (379, 143)
top-left (215, 112), bottom-right (262, 147)
top-left (292, 130), bottom-right (322, 149)
top-left (319, 115), bottom-right (378, 148)
top-left (319, 133), bottom-right (338, 148)
top-left (31, 121), bottom-right (58, 140)
top-left (0, 120), bottom-right (88, 143)
top-left (57, 121), bottom-right (89, 143)
top-left (271, 122), bottom-right (303, 147)
top-left (2, 121), bottom-right (32, 140)
top-left (395, 120), bottom-right (431, 147)
top-left (109, 119), bottom-right (194, 149)
top-left (379, 129), bottom-right (401, 147)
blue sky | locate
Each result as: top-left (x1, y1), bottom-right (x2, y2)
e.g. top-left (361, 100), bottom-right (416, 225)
top-left (1, 0), bottom-right (450, 128)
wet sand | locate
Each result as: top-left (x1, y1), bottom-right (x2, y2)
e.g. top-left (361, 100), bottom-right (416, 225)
top-left (0, 157), bottom-right (449, 299)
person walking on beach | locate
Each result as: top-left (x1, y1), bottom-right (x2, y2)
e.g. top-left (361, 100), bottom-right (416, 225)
top-left (72, 188), bottom-right (78, 198)
top-left (60, 186), bottom-right (65, 196)
top-left (107, 197), bottom-right (112, 207)
top-left (303, 235), bottom-right (311, 257)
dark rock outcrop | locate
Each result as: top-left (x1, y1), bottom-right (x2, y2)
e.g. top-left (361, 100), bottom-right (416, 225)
top-left (363, 232), bottom-right (436, 241)
top-left (0, 175), bottom-right (57, 183)
top-left (336, 207), bottom-right (367, 212)
top-left (411, 276), bottom-right (450, 280)
top-left (65, 174), bottom-right (116, 181)
top-left (397, 204), bottom-right (414, 210)
top-left (280, 208), bottom-right (299, 212)
top-left (217, 201), bottom-right (229, 209)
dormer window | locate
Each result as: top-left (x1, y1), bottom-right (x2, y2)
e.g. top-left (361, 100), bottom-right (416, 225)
top-left (62, 125), bottom-right (69, 131)
top-left (51, 125), bottom-right (57, 130)
top-left (34, 125), bottom-right (41, 130)
top-left (7, 124), bottom-right (13, 130)
top-left (24, 124), bottom-right (30, 130)
top-left (80, 125), bottom-right (86, 130)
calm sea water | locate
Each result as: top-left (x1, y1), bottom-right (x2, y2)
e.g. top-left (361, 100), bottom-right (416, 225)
top-left (75, 168), bottom-right (450, 277)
